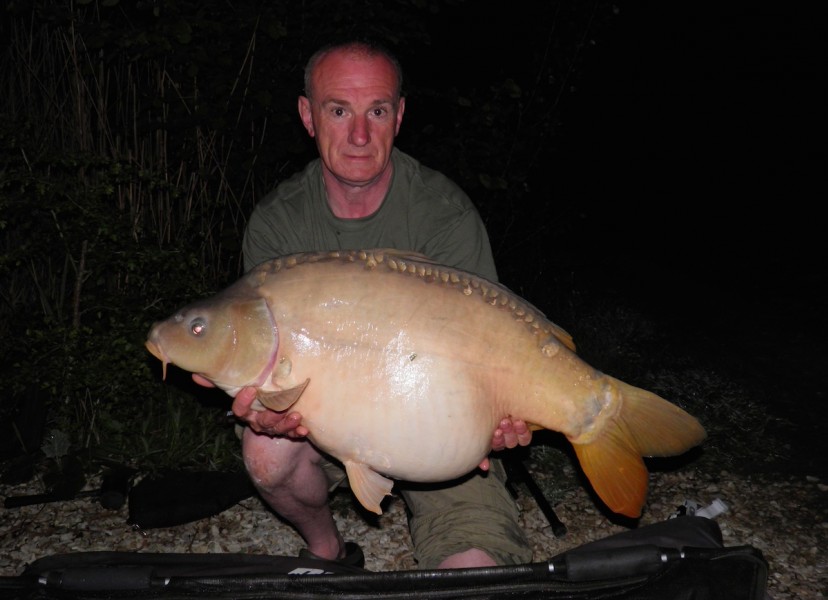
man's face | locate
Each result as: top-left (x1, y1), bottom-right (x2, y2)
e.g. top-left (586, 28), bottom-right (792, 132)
top-left (298, 51), bottom-right (405, 188)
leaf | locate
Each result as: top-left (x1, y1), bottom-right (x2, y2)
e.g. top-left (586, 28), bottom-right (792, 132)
top-left (41, 429), bottom-right (71, 459)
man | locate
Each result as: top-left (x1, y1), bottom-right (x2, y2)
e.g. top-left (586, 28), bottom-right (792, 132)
top-left (205, 39), bottom-right (533, 569)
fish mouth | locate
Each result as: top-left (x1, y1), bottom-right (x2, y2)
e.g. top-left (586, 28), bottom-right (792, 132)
top-left (145, 339), bottom-right (169, 380)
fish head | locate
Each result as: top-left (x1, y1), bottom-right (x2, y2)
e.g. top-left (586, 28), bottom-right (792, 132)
top-left (146, 290), bottom-right (278, 393)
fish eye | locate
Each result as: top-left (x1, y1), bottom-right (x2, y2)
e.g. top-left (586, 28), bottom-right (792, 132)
top-left (190, 318), bottom-right (207, 336)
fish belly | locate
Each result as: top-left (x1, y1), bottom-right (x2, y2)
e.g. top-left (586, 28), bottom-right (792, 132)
top-left (281, 355), bottom-right (499, 481)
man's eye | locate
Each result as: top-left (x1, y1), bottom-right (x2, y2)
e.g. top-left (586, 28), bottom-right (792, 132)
top-left (332, 107), bottom-right (346, 117)
top-left (372, 108), bottom-right (387, 118)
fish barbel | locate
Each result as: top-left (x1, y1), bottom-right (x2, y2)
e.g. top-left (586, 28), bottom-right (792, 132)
top-left (146, 249), bottom-right (706, 517)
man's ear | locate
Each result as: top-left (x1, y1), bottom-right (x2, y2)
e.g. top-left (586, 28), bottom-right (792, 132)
top-left (395, 97), bottom-right (406, 135)
top-left (298, 96), bottom-right (315, 137)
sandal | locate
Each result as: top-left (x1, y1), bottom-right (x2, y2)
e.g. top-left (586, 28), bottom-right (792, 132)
top-left (298, 541), bottom-right (365, 569)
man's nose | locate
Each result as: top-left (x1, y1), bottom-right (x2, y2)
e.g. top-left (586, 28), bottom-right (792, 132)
top-left (349, 114), bottom-right (370, 146)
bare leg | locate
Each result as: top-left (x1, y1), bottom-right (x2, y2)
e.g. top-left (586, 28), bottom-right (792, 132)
top-left (242, 427), bottom-right (346, 560)
top-left (438, 548), bottom-right (497, 569)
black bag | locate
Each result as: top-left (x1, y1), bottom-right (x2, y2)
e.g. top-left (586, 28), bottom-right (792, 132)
top-left (0, 517), bottom-right (768, 600)
top-left (127, 470), bottom-right (256, 529)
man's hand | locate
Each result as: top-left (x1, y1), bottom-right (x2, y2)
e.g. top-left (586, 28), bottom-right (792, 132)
top-left (479, 417), bottom-right (533, 471)
top-left (191, 374), bottom-right (308, 438)
top-left (491, 417), bottom-right (532, 451)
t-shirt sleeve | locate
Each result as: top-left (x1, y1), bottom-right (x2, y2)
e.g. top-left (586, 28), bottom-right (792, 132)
top-left (422, 207), bottom-right (498, 282)
top-left (393, 151), bottom-right (498, 282)
top-left (242, 203), bottom-right (289, 272)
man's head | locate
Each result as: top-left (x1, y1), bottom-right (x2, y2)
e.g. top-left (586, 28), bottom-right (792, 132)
top-left (298, 40), bottom-right (406, 189)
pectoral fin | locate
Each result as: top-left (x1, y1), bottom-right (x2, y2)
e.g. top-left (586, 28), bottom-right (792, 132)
top-left (343, 460), bottom-right (394, 515)
top-left (256, 378), bottom-right (310, 412)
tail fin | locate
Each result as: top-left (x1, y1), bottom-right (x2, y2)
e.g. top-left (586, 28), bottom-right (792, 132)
top-left (572, 378), bottom-right (706, 518)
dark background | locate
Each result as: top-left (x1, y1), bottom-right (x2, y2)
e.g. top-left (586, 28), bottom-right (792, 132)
top-left (417, 1), bottom-right (827, 472)
top-left (559, 1), bottom-right (823, 298)
top-left (562, 1), bottom-right (827, 472)
top-left (1, 0), bottom-right (824, 476)
top-left (439, 0), bottom-right (824, 304)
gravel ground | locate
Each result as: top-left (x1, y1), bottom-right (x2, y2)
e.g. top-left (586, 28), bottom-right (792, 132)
top-left (1, 456), bottom-right (825, 599)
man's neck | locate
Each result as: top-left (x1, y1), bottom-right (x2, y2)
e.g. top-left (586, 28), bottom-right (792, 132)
top-left (322, 164), bottom-right (394, 219)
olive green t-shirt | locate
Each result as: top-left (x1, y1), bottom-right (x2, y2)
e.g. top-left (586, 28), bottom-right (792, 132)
top-left (242, 149), bottom-right (497, 281)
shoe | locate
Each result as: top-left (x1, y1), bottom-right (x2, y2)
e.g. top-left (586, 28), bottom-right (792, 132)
top-left (298, 541), bottom-right (365, 569)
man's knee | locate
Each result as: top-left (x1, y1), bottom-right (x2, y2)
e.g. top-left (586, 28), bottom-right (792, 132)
top-left (402, 463), bottom-right (532, 569)
top-left (241, 428), bottom-right (316, 489)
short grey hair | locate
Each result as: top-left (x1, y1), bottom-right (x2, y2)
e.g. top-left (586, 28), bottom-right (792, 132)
top-left (303, 39), bottom-right (404, 101)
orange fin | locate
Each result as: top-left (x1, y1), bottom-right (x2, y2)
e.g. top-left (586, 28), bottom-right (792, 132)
top-left (572, 427), bottom-right (649, 518)
top-left (573, 377), bottom-right (707, 518)
top-left (343, 460), bottom-right (394, 515)
top-left (256, 378), bottom-right (310, 412)
top-left (614, 379), bottom-right (707, 457)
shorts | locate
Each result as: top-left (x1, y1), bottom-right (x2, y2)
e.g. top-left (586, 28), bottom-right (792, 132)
top-left (321, 456), bottom-right (533, 569)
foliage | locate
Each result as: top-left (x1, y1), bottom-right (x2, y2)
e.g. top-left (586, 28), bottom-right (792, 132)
top-left (0, 0), bottom-right (618, 477)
